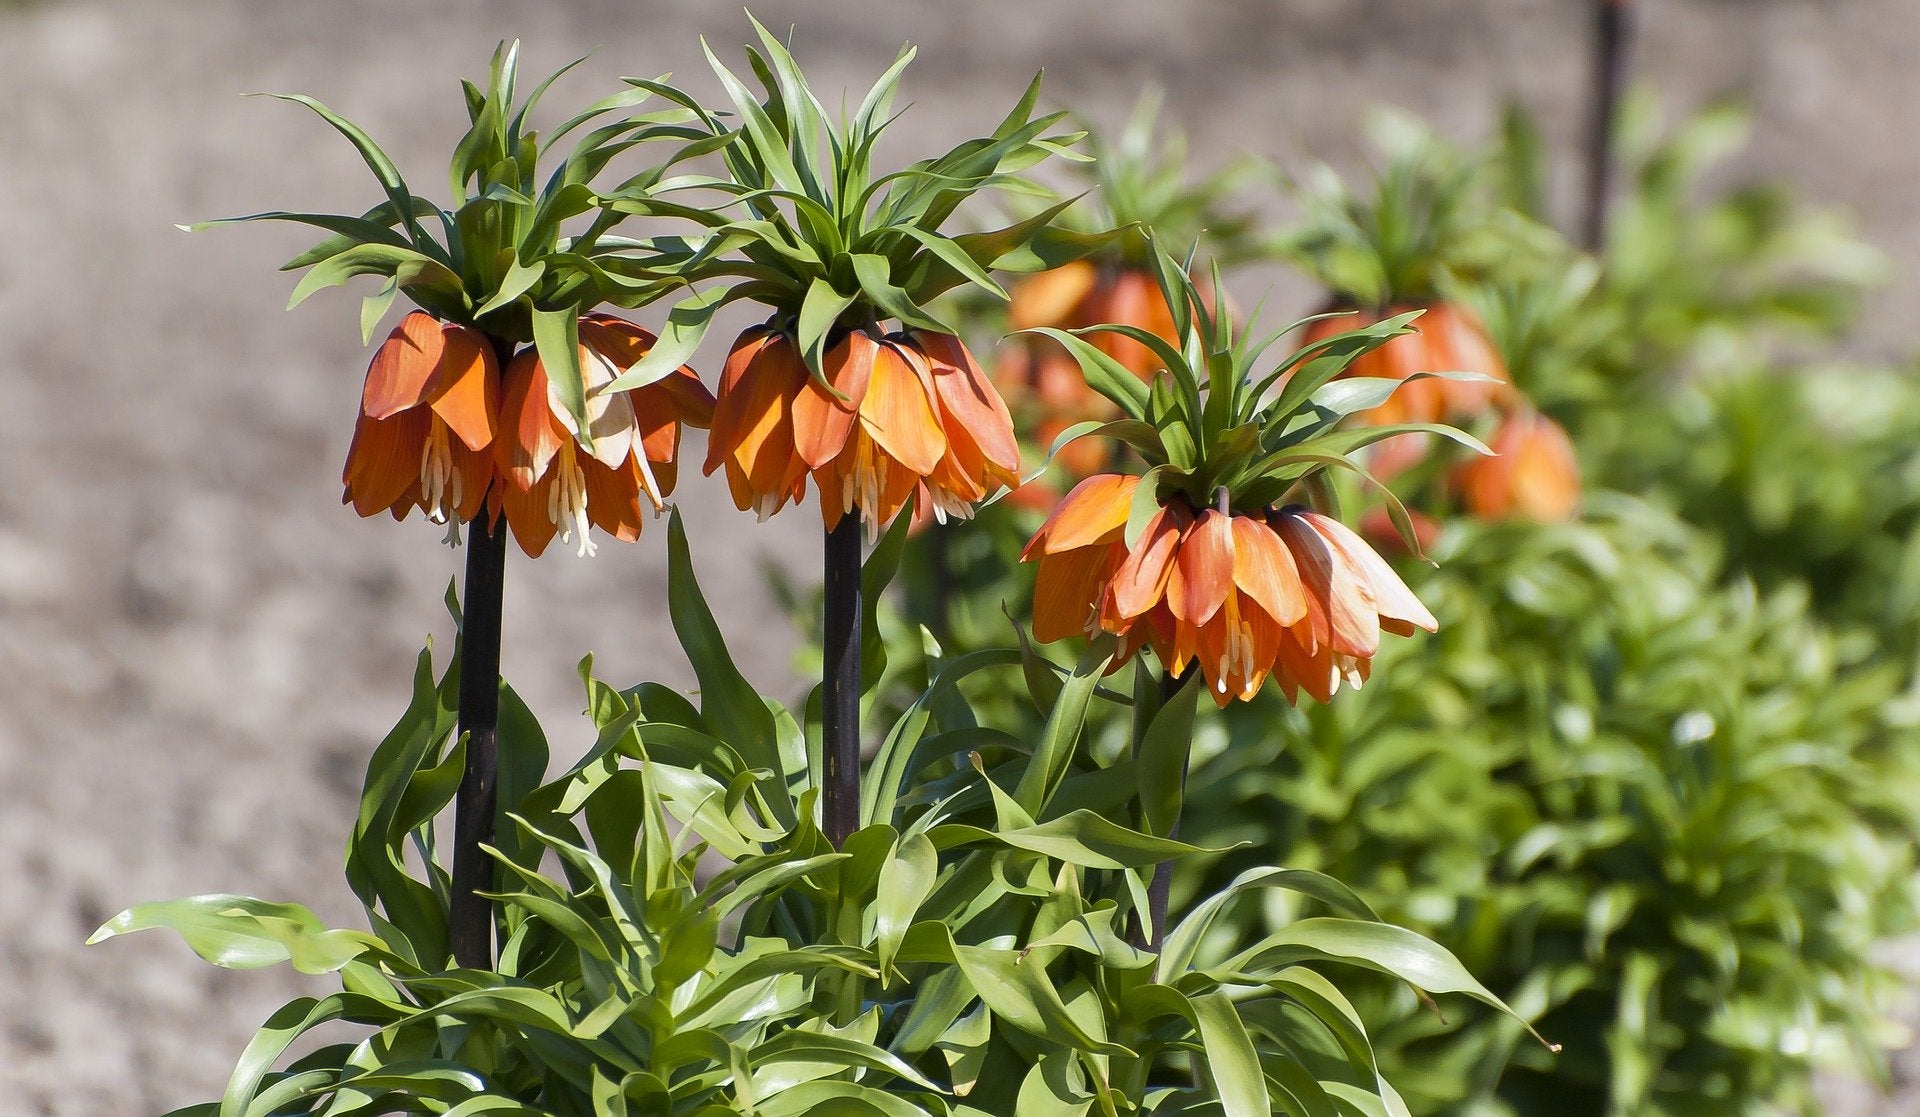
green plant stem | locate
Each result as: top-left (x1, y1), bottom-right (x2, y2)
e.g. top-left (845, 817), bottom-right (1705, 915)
top-left (822, 513), bottom-right (863, 847)
top-left (449, 502), bottom-right (508, 970)
top-left (1143, 665), bottom-right (1188, 954)
top-left (1584, 0), bottom-right (1636, 251)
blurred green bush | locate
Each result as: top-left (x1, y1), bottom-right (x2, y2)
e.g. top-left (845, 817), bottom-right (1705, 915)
top-left (1180, 496), bottom-right (1920, 1115)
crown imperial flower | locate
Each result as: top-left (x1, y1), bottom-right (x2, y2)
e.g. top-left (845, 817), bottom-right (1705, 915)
top-left (1025, 476), bottom-right (1435, 706)
top-left (342, 312), bottom-right (502, 540)
top-left (1299, 301), bottom-right (1510, 426)
top-left (495, 314), bottom-right (713, 557)
top-left (1452, 406), bottom-right (1582, 523)
top-left (1015, 240), bottom-right (1469, 705)
top-left (604, 22), bottom-right (1091, 534)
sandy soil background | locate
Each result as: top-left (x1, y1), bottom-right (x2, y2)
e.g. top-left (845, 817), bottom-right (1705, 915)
top-left (3, 1), bottom-right (1917, 1113)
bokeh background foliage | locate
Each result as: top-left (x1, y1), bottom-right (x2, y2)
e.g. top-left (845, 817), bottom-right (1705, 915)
top-left (10, 1), bottom-right (1920, 1115)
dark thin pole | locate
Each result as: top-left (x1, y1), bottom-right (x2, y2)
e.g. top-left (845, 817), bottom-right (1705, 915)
top-left (1583, 0), bottom-right (1636, 251)
top-left (448, 335), bottom-right (513, 970)
top-left (822, 513), bottom-right (864, 847)
top-left (1144, 665), bottom-right (1187, 954)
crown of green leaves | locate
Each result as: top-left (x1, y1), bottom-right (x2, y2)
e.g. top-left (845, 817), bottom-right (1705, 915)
top-left (192, 42), bottom-right (723, 444)
top-left (589, 18), bottom-right (1115, 391)
top-left (1032, 239), bottom-right (1490, 541)
top-left (1276, 109), bottom-right (1561, 308)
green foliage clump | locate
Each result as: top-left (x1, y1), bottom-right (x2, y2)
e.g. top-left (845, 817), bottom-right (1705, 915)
top-left (100, 514), bottom-right (1524, 1116)
top-left (1179, 496), bottom-right (1920, 1115)
top-left (1592, 363), bottom-right (1920, 665)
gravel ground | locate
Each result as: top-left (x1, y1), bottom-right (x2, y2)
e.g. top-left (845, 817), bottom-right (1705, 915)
top-left (3, 1), bottom-right (1917, 1113)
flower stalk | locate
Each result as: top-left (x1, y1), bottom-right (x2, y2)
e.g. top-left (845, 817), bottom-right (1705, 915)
top-left (1584, 0), bottom-right (1637, 250)
top-left (821, 514), bottom-right (864, 848)
top-left (1141, 663), bottom-right (1189, 953)
top-left (450, 343), bottom-right (511, 968)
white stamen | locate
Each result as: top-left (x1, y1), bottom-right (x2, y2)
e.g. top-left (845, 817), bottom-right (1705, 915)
top-left (546, 443), bottom-right (597, 559)
top-left (420, 420), bottom-right (461, 534)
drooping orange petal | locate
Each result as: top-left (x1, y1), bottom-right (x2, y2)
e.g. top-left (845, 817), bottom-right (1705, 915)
top-left (1022, 473), bottom-right (1139, 559)
top-left (425, 325), bottom-right (499, 451)
top-left (917, 331), bottom-right (1020, 478)
top-left (583, 455), bottom-right (646, 543)
top-left (1030, 544), bottom-right (1120, 644)
top-left (496, 350), bottom-right (564, 490)
top-left (448, 435), bottom-right (494, 522)
top-left (708, 329), bottom-right (786, 468)
top-left (707, 329), bottom-right (808, 502)
top-left (1275, 625), bottom-right (1340, 705)
top-left (1105, 503), bottom-right (1189, 622)
top-left (1230, 515), bottom-right (1308, 627)
top-left (857, 339), bottom-right (946, 477)
top-left (361, 312), bottom-right (445, 419)
top-left (1008, 260), bottom-right (1098, 332)
top-left (342, 409), bottom-right (428, 517)
top-left (793, 329), bottom-right (876, 469)
top-left (496, 472), bottom-right (558, 558)
top-left (1167, 510), bottom-right (1234, 628)
top-left (1274, 509), bottom-right (1379, 658)
top-left (1301, 510), bottom-right (1437, 636)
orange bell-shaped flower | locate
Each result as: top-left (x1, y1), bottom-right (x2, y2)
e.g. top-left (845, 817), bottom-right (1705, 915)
top-left (342, 311), bottom-right (501, 539)
top-left (1023, 476), bottom-right (1436, 707)
top-left (705, 327), bottom-right (813, 520)
top-left (711, 325), bottom-right (1019, 533)
top-left (1451, 406), bottom-right (1582, 523)
top-left (1298, 301), bottom-right (1511, 426)
top-left (493, 313), bottom-right (713, 558)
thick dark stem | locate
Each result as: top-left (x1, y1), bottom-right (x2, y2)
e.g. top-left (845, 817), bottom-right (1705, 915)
top-left (448, 332), bottom-right (515, 971)
top-left (1583, 0), bottom-right (1636, 251)
top-left (925, 520), bottom-right (955, 644)
top-left (449, 510), bottom-right (508, 969)
top-left (1143, 666), bottom-right (1187, 954)
top-left (822, 513), bottom-right (864, 847)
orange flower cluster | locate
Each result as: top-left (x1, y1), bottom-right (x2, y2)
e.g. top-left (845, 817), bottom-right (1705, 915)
top-left (1299, 301), bottom-right (1509, 426)
top-left (1023, 474), bottom-right (1436, 706)
top-left (1452, 406), bottom-right (1582, 523)
top-left (994, 261), bottom-right (1183, 507)
top-left (342, 311), bottom-right (713, 557)
top-left (704, 326), bottom-right (1019, 533)
top-left (1300, 301), bottom-right (1582, 528)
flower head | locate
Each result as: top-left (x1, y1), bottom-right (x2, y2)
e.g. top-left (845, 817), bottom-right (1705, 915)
top-left (1024, 476), bottom-right (1435, 707)
top-left (342, 311), bottom-right (502, 540)
top-left (212, 45), bottom-right (715, 557)
top-left (602, 24), bottom-right (1089, 534)
top-left (708, 326), bottom-right (1018, 535)
top-left (1451, 406), bottom-right (1582, 523)
top-left (494, 313), bottom-right (713, 557)
top-left (1299, 301), bottom-right (1510, 426)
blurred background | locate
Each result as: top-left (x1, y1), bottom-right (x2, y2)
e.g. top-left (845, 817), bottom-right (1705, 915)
top-left (3, 0), bottom-right (1917, 1113)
